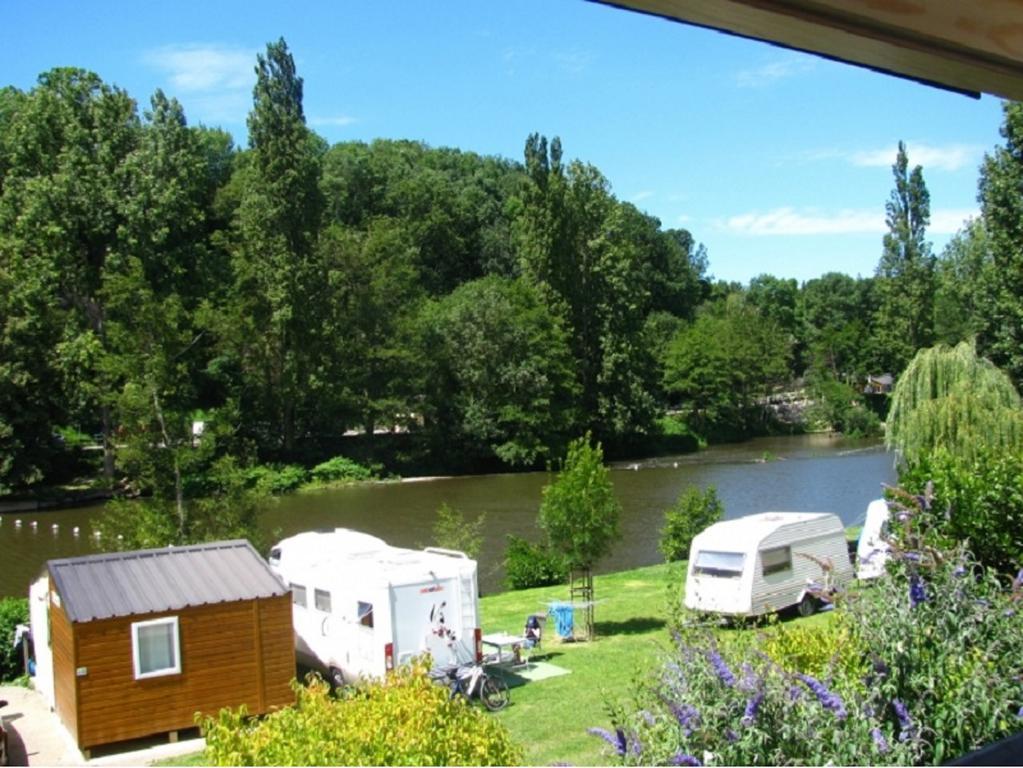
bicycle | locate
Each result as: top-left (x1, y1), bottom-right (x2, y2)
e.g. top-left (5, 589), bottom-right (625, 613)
top-left (430, 661), bottom-right (509, 711)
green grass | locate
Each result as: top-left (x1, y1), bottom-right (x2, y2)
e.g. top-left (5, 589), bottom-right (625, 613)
top-left (158, 552), bottom-right (852, 765)
top-left (480, 562), bottom-right (682, 766)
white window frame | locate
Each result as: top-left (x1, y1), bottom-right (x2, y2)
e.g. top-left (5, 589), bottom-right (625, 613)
top-left (131, 616), bottom-right (182, 680)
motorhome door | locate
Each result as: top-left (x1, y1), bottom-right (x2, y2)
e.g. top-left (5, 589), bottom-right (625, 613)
top-left (392, 581), bottom-right (462, 667)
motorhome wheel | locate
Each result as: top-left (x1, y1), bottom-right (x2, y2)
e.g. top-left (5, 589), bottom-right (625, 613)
top-left (797, 594), bottom-right (817, 618)
top-left (328, 666), bottom-right (345, 689)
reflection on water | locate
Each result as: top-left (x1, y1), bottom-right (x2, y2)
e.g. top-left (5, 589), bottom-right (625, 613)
top-left (0, 434), bottom-right (896, 597)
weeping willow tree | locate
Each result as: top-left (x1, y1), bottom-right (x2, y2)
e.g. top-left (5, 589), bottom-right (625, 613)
top-left (886, 340), bottom-right (1023, 465)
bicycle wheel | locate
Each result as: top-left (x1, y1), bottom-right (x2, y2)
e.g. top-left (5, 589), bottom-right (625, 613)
top-left (481, 675), bottom-right (509, 711)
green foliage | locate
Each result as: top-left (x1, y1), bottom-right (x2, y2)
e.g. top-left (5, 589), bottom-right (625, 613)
top-left (516, 134), bottom-right (660, 442)
top-left (418, 276), bottom-right (579, 466)
top-left (798, 272), bottom-right (876, 381)
top-left (200, 663), bottom-right (522, 766)
top-left (886, 341), bottom-right (1023, 464)
top-left (934, 219), bottom-right (991, 346)
top-left (804, 374), bottom-right (881, 437)
top-left (663, 294), bottom-right (791, 437)
top-left (96, 454), bottom-right (271, 551)
top-left (900, 449), bottom-right (1023, 573)
top-left (873, 141), bottom-right (935, 374)
top-left (244, 463), bottom-right (308, 494)
top-left (538, 433), bottom-right (621, 572)
top-left (503, 535), bottom-right (568, 590)
top-left (659, 485), bottom-right (723, 562)
top-left (978, 101), bottom-right (1023, 388)
top-left (0, 597), bottom-right (29, 682)
top-left (432, 502), bottom-right (485, 561)
top-left (600, 492), bottom-right (1023, 766)
top-left (308, 455), bottom-right (376, 485)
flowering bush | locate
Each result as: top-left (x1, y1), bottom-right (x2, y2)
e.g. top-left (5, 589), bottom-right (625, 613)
top-left (592, 488), bottom-right (1023, 765)
top-left (200, 662), bottom-right (522, 766)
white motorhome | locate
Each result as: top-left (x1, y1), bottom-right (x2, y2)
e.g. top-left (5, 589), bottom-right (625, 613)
top-left (684, 512), bottom-right (854, 617)
top-left (268, 529), bottom-right (481, 685)
top-left (855, 499), bottom-right (892, 580)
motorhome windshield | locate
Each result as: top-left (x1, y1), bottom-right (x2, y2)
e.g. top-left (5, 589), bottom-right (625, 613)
top-left (694, 550), bottom-right (745, 577)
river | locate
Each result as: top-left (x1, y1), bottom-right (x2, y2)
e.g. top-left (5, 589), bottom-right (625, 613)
top-left (0, 434), bottom-right (895, 598)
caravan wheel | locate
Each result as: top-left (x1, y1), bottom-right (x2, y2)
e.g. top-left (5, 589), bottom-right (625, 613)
top-left (797, 594), bottom-right (817, 618)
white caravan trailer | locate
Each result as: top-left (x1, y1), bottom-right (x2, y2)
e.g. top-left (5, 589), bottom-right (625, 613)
top-left (855, 499), bottom-right (892, 580)
top-left (685, 512), bottom-right (854, 617)
top-left (268, 529), bottom-right (481, 685)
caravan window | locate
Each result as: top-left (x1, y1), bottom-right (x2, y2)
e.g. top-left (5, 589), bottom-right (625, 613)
top-left (291, 583), bottom-right (307, 607)
top-left (761, 546), bottom-right (792, 576)
top-left (694, 550), bottom-right (745, 577)
top-left (358, 601), bottom-right (374, 628)
top-left (315, 589), bottom-right (332, 613)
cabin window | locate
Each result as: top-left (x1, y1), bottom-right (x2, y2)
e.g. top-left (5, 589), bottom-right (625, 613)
top-left (269, 547), bottom-right (282, 566)
top-left (761, 546), bottom-right (792, 576)
top-left (694, 550), bottom-right (745, 577)
top-left (131, 616), bottom-right (181, 680)
top-left (315, 588), bottom-right (332, 613)
top-left (291, 583), bottom-right (307, 607)
top-left (358, 601), bottom-right (374, 628)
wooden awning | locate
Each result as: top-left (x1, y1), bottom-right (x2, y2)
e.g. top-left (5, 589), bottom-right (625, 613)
top-left (596, 1), bottom-right (1023, 100)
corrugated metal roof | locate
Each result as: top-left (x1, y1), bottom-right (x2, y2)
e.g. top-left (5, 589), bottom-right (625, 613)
top-left (48, 540), bottom-right (288, 623)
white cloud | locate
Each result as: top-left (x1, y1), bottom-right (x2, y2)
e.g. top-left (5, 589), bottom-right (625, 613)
top-left (735, 57), bottom-right (815, 88)
top-left (930, 208), bottom-right (979, 234)
top-left (719, 206), bottom-right (978, 236)
top-left (720, 207), bottom-right (883, 236)
top-left (631, 190), bottom-right (654, 202)
top-left (310, 115), bottom-right (358, 128)
top-left (144, 44), bottom-right (255, 94)
top-left (850, 142), bottom-right (984, 172)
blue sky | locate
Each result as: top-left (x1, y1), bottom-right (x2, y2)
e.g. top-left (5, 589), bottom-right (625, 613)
top-left (2, 0), bottom-right (1007, 284)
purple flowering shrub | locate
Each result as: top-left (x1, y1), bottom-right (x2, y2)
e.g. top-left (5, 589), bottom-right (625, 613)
top-left (591, 625), bottom-right (922, 766)
top-left (592, 487), bottom-right (1023, 765)
top-left (848, 487), bottom-right (1023, 763)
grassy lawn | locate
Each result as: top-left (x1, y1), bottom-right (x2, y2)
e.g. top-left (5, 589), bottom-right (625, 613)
top-left (158, 541), bottom-right (858, 766)
top-left (480, 563), bottom-right (683, 766)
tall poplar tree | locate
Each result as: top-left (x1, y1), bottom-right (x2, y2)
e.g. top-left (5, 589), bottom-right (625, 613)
top-left (229, 38), bottom-right (324, 453)
top-left (515, 134), bottom-right (657, 440)
top-left (873, 142), bottom-right (935, 374)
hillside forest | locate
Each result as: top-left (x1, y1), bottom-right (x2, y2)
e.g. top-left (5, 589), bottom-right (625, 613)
top-left (3, 38), bottom-right (1023, 500)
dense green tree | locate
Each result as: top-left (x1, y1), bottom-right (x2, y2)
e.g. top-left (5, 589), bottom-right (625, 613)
top-left (0, 69), bottom-right (140, 481)
top-left (886, 340), bottom-right (1023, 465)
top-left (748, 274), bottom-right (801, 375)
top-left (102, 90), bottom-right (219, 524)
top-left (516, 134), bottom-right (659, 440)
top-left (977, 101), bottom-right (1023, 387)
top-left (934, 218), bottom-right (992, 346)
top-left (659, 485), bottom-right (723, 562)
top-left (225, 38), bottom-right (325, 454)
top-left (315, 218), bottom-right (423, 435)
top-left (798, 272), bottom-right (876, 380)
top-left (418, 275), bottom-right (578, 466)
top-left (663, 294), bottom-right (791, 436)
top-left (874, 141), bottom-right (935, 374)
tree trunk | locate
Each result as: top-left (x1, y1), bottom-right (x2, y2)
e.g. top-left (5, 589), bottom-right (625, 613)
top-left (151, 387), bottom-right (185, 536)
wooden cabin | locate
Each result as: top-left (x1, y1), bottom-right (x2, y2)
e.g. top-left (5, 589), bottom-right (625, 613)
top-left (38, 540), bottom-right (294, 754)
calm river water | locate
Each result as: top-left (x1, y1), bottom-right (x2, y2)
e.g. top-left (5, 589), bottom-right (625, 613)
top-left (0, 434), bottom-right (895, 598)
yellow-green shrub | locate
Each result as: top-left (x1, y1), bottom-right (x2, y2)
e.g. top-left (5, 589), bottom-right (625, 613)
top-left (200, 662), bottom-right (522, 766)
top-left (759, 614), bottom-right (866, 681)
